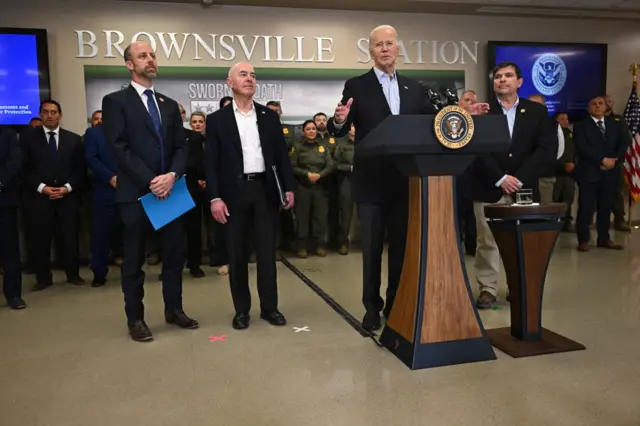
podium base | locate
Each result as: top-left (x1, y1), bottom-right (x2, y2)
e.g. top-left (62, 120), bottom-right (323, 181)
top-left (487, 327), bottom-right (586, 358)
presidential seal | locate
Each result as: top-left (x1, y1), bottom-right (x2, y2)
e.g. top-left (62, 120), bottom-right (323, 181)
top-left (434, 105), bottom-right (474, 150)
top-left (532, 53), bottom-right (567, 96)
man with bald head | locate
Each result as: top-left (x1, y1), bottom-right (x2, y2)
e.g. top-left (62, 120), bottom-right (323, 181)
top-left (102, 41), bottom-right (198, 342)
top-left (204, 62), bottom-right (295, 330)
top-left (328, 25), bottom-right (489, 331)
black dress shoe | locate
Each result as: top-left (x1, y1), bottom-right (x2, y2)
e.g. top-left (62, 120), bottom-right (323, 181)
top-left (91, 277), bottom-right (107, 288)
top-left (362, 311), bottom-right (381, 331)
top-left (7, 298), bottom-right (27, 310)
top-left (128, 320), bottom-right (154, 342)
top-left (67, 276), bottom-right (86, 285)
top-left (32, 282), bottom-right (52, 292)
top-left (260, 310), bottom-right (286, 326)
top-left (189, 267), bottom-right (205, 278)
top-left (165, 311), bottom-right (199, 329)
top-left (232, 313), bottom-right (250, 330)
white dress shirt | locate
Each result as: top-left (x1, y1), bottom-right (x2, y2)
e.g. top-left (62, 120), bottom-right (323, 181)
top-left (233, 100), bottom-right (265, 173)
top-left (38, 126), bottom-right (73, 194)
top-left (129, 80), bottom-right (162, 123)
top-left (591, 115), bottom-right (605, 130)
top-left (556, 124), bottom-right (565, 160)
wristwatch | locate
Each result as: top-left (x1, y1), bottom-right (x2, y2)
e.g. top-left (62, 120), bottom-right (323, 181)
top-left (169, 172), bottom-right (178, 181)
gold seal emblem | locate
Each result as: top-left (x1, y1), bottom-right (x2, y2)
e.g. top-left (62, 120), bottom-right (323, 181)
top-left (433, 105), bottom-right (474, 150)
top-left (283, 128), bottom-right (289, 134)
top-left (318, 145), bottom-right (325, 153)
top-left (329, 138), bottom-right (335, 144)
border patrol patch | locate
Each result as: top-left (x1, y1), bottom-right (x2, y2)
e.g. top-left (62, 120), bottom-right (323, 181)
top-left (434, 105), bottom-right (474, 150)
top-left (318, 146), bottom-right (325, 153)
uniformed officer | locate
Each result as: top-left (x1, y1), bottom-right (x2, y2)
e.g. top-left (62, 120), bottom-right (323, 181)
top-left (314, 112), bottom-right (340, 248)
top-left (267, 100), bottom-right (296, 254)
top-left (291, 120), bottom-right (334, 258)
top-left (333, 123), bottom-right (356, 255)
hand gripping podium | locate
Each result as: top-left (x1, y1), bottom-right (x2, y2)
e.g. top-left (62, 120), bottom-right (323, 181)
top-left (358, 113), bottom-right (510, 370)
top-left (483, 203), bottom-right (586, 357)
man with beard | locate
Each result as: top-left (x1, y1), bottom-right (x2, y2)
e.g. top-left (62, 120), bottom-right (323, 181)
top-left (102, 41), bottom-right (198, 342)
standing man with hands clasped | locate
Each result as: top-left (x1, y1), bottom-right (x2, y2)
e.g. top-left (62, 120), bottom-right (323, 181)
top-left (328, 24), bottom-right (489, 331)
top-left (472, 61), bottom-right (557, 309)
top-left (204, 62), bottom-right (295, 331)
top-left (102, 41), bottom-right (198, 342)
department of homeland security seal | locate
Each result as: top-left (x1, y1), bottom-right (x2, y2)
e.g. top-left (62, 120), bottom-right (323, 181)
top-left (532, 53), bottom-right (567, 96)
top-left (434, 105), bottom-right (474, 150)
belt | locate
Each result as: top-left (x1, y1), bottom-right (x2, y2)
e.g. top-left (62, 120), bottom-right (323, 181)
top-left (243, 173), bottom-right (265, 181)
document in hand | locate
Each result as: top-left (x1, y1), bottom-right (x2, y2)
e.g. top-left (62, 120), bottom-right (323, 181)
top-left (139, 176), bottom-right (195, 230)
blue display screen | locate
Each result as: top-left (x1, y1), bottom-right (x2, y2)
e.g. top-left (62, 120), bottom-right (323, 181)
top-left (492, 43), bottom-right (606, 116)
top-left (0, 33), bottom-right (42, 125)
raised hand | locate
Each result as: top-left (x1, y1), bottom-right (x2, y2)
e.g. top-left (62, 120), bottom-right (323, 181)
top-left (468, 102), bottom-right (490, 116)
top-left (334, 98), bottom-right (353, 124)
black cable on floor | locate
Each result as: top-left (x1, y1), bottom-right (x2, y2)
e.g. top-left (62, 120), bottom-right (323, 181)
top-left (280, 257), bottom-right (384, 348)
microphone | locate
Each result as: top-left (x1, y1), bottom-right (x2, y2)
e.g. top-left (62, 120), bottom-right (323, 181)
top-left (441, 87), bottom-right (459, 106)
top-left (425, 86), bottom-right (444, 110)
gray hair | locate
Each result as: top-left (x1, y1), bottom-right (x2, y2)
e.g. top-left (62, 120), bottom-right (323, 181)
top-left (368, 25), bottom-right (398, 47)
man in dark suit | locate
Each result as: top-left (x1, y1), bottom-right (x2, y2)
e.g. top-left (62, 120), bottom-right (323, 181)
top-left (472, 62), bottom-right (557, 309)
top-left (84, 124), bottom-right (121, 287)
top-left (204, 62), bottom-right (295, 330)
top-left (21, 100), bottom-right (86, 290)
top-left (327, 25), bottom-right (487, 331)
top-left (102, 41), bottom-right (198, 342)
top-left (0, 128), bottom-right (25, 309)
top-left (574, 96), bottom-right (626, 252)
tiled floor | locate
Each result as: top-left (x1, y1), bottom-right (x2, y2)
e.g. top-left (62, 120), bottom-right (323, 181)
top-left (1, 230), bottom-right (639, 426)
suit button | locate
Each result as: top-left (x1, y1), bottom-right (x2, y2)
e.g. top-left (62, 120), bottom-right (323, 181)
top-left (508, 153), bottom-right (513, 158)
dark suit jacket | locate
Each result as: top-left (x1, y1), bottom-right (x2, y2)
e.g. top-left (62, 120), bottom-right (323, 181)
top-left (0, 128), bottom-right (22, 207)
top-left (20, 126), bottom-right (86, 197)
top-left (102, 85), bottom-right (187, 203)
top-left (327, 68), bottom-right (436, 203)
top-left (573, 115), bottom-right (628, 184)
top-left (84, 125), bottom-right (117, 200)
top-left (185, 128), bottom-right (205, 194)
top-left (472, 97), bottom-right (557, 203)
top-left (204, 102), bottom-right (295, 208)
top-left (556, 127), bottom-right (576, 177)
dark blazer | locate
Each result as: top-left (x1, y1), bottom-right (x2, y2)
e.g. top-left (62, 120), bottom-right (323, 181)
top-left (203, 102), bottom-right (295, 207)
top-left (84, 125), bottom-right (117, 200)
top-left (20, 126), bottom-right (85, 195)
top-left (556, 127), bottom-right (576, 177)
top-left (0, 128), bottom-right (22, 207)
top-left (102, 85), bottom-right (187, 203)
top-left (573, 115), bottom-right (628, 184)
top-left (185, 128), bottom-right (205, 193)
top-left (472, 97), bottom-right (557, 203)
top-left (327, 68), bottom-right (436, 203)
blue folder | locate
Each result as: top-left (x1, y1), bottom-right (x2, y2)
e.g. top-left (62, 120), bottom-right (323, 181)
top-left (139, 176), bottom-right (195, 230)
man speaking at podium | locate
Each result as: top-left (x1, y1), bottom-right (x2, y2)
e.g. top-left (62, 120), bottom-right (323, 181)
top-left (328, 25), bottom-right (487, 331)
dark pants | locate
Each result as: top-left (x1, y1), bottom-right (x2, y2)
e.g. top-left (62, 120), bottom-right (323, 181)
top-left (576, 175), bottom-right (618, 244)
top-left (184, 188), bottom-right (202, 269)
top-left (26, 194), bottom-right (80, 284)
top-left (226, 179), bottom-right (278, 314)
top-left (295, 185), bottom-right (328, 248)
top-left (278, 209), bottom-right (296, 251)
top-left (0, 207), bottom-right (22, 301)
top-left (457, 197), bottom-right (476, 254)
top-left (553, 176), bottom-right (576, 223)
top-left (612, 165), bottom-right (626, 223)
top-left (358, 197), bottom-right (408, 314)
top-left (119, 202), bottom-right (184, 323)
top-left (326, 174), bottom-right (341, 247)
top-left (338, 175), bottom-right (354, 246)
top-left (90, 194), bottom-right (121, 279)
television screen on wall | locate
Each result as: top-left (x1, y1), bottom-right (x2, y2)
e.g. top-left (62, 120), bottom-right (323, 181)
top-left (0, 27), bottom-right (51, 128)
top-left (487, 41), bottom-right (607, 120)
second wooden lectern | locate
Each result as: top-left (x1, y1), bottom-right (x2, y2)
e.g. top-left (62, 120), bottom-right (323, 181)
top-left (357, 114), bottom-right (510, 369)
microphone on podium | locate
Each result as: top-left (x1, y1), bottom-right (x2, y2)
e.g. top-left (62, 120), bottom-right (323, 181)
top-left (424, 86), bottom-right (444, 110)
top-left (441, 87), bottom-right (459, 106)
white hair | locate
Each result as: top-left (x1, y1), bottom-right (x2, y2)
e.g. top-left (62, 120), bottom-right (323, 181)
top-left (369, 25), bottom-right (398, 47)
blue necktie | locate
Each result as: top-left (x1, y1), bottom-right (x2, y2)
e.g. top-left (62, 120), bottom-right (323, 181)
top-left (144, 89), bottom-right (165, 172)
top-left (597, 120), bottom-right (606, 139)
top-left (48, 131), bottom-right (57, 161)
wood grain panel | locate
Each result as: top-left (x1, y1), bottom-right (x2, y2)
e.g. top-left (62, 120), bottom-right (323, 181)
top-left (522, 230), bottom-right (559, 334)
top-left (420, 176), bottom-right (483, 344)
top-left (387, 177), bottom-right (422, 343)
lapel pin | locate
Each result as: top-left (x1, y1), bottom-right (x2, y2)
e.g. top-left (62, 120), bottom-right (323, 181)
top-left (159, 97), bottom-right (165, 103)
top-left (520, 108), bottom-right (525, 113)
top-left (261, 111), bottom-right (265, 114)
top-left (404, 86), bottom-right (408, 89)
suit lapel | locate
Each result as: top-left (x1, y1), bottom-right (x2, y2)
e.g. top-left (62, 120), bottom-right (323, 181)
top-left (156, 93), bottom-right (171, 141)
top-left (512, 103), bottom-right (525, 142)
top-left (397, 74), bottom-right (410, 115)
top-left (255, 103), bottom-right (271, 159)
top-left (365, 69), bottom-right (391, 116)
top-left (127, 86), bottom-right (160, 142)
top-left (223, 104), bottom-right (243, 156)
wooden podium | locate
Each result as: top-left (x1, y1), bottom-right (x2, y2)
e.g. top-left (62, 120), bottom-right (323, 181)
top-left (358, 114), bottom-right (511, 369)
top-left (484, 203), bottom-right (586, 358)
